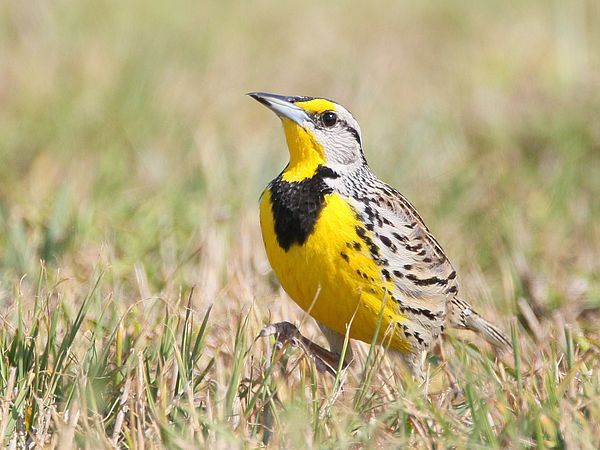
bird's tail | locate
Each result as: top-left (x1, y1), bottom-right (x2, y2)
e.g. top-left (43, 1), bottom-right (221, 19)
top-left (448, 297), bottom-right (512, 351)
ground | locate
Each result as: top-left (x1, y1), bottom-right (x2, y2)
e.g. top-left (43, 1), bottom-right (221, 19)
top-left (0, 0), bottom-right (599, 448)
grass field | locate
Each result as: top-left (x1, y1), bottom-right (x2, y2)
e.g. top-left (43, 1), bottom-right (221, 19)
top-left (1, 0), bottom-right (600, 447)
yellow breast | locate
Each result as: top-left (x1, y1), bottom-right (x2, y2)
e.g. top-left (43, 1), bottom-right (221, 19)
top-left (259, 189), bottom-right (410, 351)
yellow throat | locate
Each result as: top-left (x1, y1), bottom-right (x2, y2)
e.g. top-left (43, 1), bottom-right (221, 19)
top-left (280, 98), bottom-right (337, 182)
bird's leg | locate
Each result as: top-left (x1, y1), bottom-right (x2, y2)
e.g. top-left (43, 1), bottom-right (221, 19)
top-left (403, 350), bottom-right (427, 382)
top-left (316, 321), bottom-right (354, 367)
top-left (259, 321), bottom-right (346, 376)
top-left (388, 348), bottom-right (427, 382)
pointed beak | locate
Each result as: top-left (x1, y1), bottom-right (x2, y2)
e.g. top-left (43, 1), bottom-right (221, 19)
top-left (247, 92), bottom-right (309, 127)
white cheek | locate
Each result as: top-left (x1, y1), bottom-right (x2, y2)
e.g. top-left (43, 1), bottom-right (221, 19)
top-left (321, 131), bottom-right (360, 165)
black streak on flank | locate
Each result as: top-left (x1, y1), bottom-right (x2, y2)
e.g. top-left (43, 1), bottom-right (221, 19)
top-left (446, 286), bottom-right (458, 294)
top-left (410, 307), bottom-right (440, 321)
top-left (355, 224), bottom-right (389, 266)
top-left (406, 274), bottom-right (448, 286)
top-left (392, 232), bottom-right (407, 242)
top-left (368, 243), bottom-right (380, 257)
top-left (269, 165), bottom-right (339, 251)
top-left (347, 125), bottom-right (361, 146)
top-left (379, 235), bottom-right (392, 247)
top-left (356, 226), bottom-right (367, 238)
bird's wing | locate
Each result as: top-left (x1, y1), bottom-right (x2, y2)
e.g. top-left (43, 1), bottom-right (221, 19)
top-left (346, 181), bottom-right (459, 346)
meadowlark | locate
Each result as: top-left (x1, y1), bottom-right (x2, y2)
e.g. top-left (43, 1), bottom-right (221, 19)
top-left (250, 92), bottom-right (511, 377)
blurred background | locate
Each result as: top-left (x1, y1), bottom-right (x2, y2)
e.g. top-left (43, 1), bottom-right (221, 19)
top-left (1, 0), bottom-right (600, 446)
top-left (1, 0), bottom-right (599, 351)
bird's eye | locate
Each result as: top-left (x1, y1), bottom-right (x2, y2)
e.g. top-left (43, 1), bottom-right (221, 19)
top-left (321, 111), bottom-right (338, 127)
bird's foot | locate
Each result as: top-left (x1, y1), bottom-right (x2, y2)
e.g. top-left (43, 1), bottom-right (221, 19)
top-left (259, 321), bottom-right (345, 377)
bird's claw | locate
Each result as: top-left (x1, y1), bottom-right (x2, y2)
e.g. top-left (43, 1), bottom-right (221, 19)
top-left (259, 321), bottom-right (341, 376)
top-left (259, 321), bottom-right (301, 348)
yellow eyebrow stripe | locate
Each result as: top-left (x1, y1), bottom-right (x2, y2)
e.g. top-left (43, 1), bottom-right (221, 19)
top-left (295, 98), bottom-right (337, 114)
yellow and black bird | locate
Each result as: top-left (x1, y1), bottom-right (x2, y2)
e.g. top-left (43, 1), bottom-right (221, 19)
top-left (250, 92), bottom-right (510, 377)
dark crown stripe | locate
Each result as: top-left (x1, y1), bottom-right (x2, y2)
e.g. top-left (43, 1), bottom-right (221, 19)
top-left (346, 125), bottom-right (361, 145)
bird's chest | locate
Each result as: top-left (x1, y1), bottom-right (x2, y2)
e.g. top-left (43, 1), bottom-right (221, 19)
top-left (264, 173), bottom-right (333, 251)
top-left (259, 179), bottom-right (389, 318)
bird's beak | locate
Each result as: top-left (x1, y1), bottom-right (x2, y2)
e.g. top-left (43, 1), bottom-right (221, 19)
top-left (247, 92), bottom-right (309, 127)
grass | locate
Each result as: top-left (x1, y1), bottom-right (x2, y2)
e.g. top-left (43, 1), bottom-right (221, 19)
top-left (1, 0), bottom-right (600, 447)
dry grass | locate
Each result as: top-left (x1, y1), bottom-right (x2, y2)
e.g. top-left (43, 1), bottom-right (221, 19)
top-left (0, 0), bottom-right (599, 447)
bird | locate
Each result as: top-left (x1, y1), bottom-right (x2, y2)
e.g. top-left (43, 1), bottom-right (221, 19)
top-left (249, 92), bottom-right (511, 378)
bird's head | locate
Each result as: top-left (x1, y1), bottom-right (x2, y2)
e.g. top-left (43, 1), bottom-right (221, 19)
top-left (249, 92), bottom-right (365, 182)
